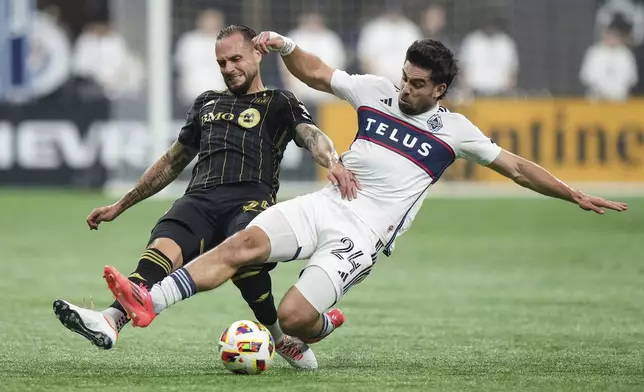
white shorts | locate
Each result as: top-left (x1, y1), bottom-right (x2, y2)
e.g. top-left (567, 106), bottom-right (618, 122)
top-left (249, 190), bottom-right (383, 308)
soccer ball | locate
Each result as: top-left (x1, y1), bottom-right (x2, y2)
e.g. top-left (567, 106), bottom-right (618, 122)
top-left (218, 320), bottom-right (275, 375)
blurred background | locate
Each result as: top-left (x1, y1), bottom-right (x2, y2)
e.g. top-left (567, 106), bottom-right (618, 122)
top-left (1, 3), bottom-right (642, 390)
top-left (1, 0), bottom-right (643, 197)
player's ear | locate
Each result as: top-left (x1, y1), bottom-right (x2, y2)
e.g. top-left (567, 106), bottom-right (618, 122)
top-left (433, 83), bottom-right (447, 99)
top-left (254, 48), bottom-right (262, 61)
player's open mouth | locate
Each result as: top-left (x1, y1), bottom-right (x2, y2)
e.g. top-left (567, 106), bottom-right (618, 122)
top-left (228, 75), bottom-right (243, 83)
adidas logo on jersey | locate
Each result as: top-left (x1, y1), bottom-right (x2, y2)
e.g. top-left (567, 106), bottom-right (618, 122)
top-left (380, 97), bottom-right (392, 106)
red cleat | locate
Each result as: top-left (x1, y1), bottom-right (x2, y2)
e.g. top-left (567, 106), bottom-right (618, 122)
top-left (302, 308), bottom-right (345, 344)
top-left (103, 265), bottom-right (156, 327)
top-left (326, 308), bottom-right (345, 329)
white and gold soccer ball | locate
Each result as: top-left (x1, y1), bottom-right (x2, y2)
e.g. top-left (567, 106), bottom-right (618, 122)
top-left (218, 320), bottom-right (275, 375)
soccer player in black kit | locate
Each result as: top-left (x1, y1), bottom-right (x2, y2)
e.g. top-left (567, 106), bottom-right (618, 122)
top-left (52, 25), bottom-right (357, 369)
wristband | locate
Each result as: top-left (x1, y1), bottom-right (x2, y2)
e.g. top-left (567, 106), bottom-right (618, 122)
top-left (269, 32), bottom-right (295, 56)
top-left (279, 36), bottom-right (295, 56)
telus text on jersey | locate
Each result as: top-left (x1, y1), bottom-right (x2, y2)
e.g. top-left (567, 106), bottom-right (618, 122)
top-left (362, 117), bottom-right (433, 157)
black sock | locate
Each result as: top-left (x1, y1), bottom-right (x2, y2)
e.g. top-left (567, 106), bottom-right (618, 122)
top-left (232, 266), bottom-right (278, 326)
top-left (109, 248), bottom-right (174, 317)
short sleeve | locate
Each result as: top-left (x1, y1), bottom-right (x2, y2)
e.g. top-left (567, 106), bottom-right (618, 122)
top-left (454, 114), bottom-right (502, 165)
top-left (330, 69), bottom-right (389, 108)
top-left (280, 89), bottom-right (316, 131)
top-left (177, 93), bottom-right (206, 149)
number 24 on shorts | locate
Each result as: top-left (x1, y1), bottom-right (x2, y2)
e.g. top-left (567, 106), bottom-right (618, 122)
top-left (331, 237), bottom-right (364, 276)
top-left (242, 200), bottom-right (270, 213)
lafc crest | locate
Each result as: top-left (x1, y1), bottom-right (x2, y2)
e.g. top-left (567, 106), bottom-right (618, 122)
top-left (238, 108), bottom-right (261, 129)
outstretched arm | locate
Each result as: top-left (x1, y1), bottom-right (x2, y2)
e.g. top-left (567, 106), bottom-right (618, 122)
top-left (487, 150), bottom-right (627, 214)
top-left (253, 32), bottom-right (335, 94)
top-left (86, 141), bottom-right (197, 229)
top-left (117, 141), bottom-right (198, 210)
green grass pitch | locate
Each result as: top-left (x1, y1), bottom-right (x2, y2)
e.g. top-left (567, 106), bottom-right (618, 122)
top-left (1, 190), bottom-right (643, 391)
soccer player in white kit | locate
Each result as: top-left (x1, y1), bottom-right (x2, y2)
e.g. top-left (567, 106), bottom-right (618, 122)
top-left (103, 31), bottom-right (628, 348)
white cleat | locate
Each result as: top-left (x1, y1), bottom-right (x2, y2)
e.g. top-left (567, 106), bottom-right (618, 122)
top-left (275, 335), bottom-right (318, 369)
top-left (53, 299), bottom-right (118, 350)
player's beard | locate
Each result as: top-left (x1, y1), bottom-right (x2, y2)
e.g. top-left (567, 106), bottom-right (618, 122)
top-left (398, 99), bottom-right (415, 115)
top-left (225, 70), bottom-right (257, 95)
top-left (398, 97), bottom-right (435, 115)
top-left (398, 98), bottom-right (423, 115)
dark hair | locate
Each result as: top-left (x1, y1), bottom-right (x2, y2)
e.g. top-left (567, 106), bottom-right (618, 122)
top-left (608, 13), bottom-right (633, 37)
top-left (216, 24), bottom-right (257, 42)
top-left (405, 39), bottom-right (459, 100)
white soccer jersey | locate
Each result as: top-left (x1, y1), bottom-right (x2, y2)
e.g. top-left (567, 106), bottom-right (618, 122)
top-left (325, 70), bottom-right (502, 256)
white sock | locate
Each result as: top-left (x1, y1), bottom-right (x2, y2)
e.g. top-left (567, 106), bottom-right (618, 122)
top-left (102, 307), bottom-right (127, 332)
top-left (149, 268), bottom-right (198, 314)
top-left (312, 313), bottom-right (335, 340)
top-left (149, 275), bottom-right (183, 314)
top-left (266, 322), bottom-right (285, 343)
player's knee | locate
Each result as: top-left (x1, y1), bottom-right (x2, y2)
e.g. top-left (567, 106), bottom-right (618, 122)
top-left (277, 297), bottom-right (318, 335)
top-left (278, 309), bottom-right (312, 335)
top-left (222, 227), bottom-right (270, 266)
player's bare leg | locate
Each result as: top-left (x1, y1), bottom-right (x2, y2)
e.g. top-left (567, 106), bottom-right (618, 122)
top-left (277, 286), bottom-right (321, 337)
top-left (103, 226), bottom-right (319, 368)
top-left (278, 267), bottom-right (345, 344)
top-left (186, 227), bottom-right (271, 290)
top-left (54, 237), bottom-right (184, 349)
top-left (103, 226), bottom-right (271, 327)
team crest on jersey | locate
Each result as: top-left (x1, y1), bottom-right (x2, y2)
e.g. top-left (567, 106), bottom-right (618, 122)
top-left (427, 114), bottom-right (443, 133)
top-left (238, 108), bottom-right (261, 129)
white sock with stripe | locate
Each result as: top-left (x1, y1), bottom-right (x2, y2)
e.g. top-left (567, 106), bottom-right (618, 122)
top-left (149, 268), bottom-right (196, 314)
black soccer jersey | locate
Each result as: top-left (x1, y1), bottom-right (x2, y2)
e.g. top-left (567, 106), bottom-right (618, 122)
top-left (178, 89), bottom-right (315, 196)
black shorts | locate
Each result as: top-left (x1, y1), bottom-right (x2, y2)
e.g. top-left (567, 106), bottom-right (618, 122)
top-left (148, 182), bottom-right (277, 273)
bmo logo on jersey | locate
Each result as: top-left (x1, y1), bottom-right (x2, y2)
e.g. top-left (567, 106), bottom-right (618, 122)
top-left (200, 108), bottom-right (261, 129)
top-left (356, 106), bottom-right (455, 180)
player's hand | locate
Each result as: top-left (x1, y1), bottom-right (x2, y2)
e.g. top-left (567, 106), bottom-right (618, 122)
top-left (86, 203), bottom-right (123, 230)
top-left (252, 31), bottom-right (285, 54)
top-left (574, 192), bottom-right (628, 214)
top-left (328, 162), bottom-right (361, 201)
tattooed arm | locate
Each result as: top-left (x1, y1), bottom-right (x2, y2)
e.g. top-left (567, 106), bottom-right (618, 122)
top-left (117, 141), bottom-right (197, 209)
top-left (86, 141), bottom-right (198, 229)
top-left (294, 123), bottom-right (339, 169)
top-left (294, 123), bottom-right (360, 200)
